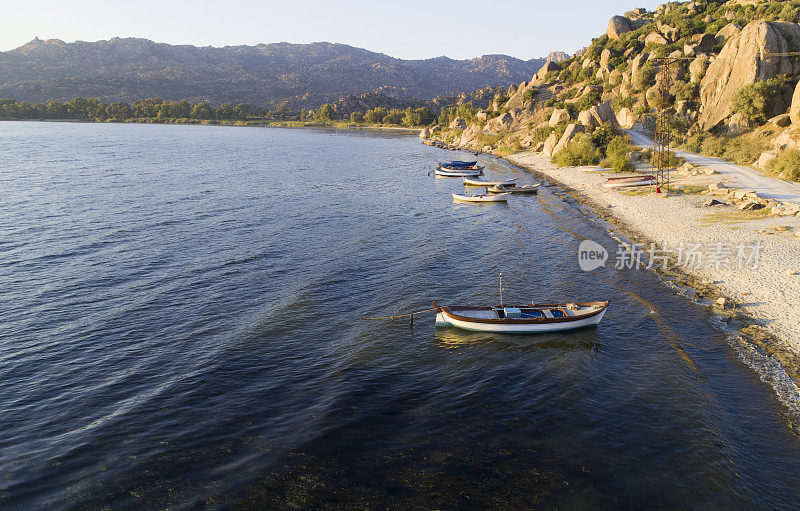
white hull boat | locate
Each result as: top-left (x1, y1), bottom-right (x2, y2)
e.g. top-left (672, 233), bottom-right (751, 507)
top-left (435, 168), bottom-right (483, 177)
top-left (487, 183), bottom-right (540, 194)
top-left (603, 175), bottom-right (657, 188)
top-left (433, 301), bottom-right (609, 333)
top-left (463, 177), bottom-right (517, 187)
top-left (452, 192), bottom-right (510, 203)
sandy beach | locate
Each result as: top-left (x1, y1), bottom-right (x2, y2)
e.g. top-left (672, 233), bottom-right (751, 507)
top-left (506, 151), bottom-right (800, 361)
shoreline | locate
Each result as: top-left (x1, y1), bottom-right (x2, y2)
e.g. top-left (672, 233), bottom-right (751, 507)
top-left (0, 117), bottom-right (425, 133)
top-left (504, 151), bottom-right (800, 382)
top-left (427, 138), bottom-right (800, 384)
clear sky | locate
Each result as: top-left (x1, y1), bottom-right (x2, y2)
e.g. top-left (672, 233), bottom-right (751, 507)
top-left (1, 0), bottom-right (665, 59)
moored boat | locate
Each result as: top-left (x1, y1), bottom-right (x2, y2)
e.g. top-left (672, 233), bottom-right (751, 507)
top-left (603, 174), bottom-right (657, 188)
top-left (433, 300), bottom-right (610, 333)
top-left (487, 183), bottom-right (540, 194)
top-left (452, 192), bottom-right (510, 203)
top-left (437, 163), bottom-right (485, 171)
top-left (435, 167), bottom-right (483, 177)
top-left (463, 177), bottom-right (517, 187)
top-left (440, 160), bottom-right (478, 168)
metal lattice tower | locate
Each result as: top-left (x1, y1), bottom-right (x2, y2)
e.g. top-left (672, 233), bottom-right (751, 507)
top-left (652, 58), bottom-right (676, 194)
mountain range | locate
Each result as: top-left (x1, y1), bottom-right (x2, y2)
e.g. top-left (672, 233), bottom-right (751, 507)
top-left (0, 37), bottom-right (566, 107)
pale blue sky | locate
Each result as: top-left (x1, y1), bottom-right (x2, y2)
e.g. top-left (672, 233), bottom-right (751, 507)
top-left (1, 1), bottom-right (664, 59)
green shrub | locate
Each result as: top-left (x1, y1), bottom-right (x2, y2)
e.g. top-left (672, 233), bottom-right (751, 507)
top-left (552, 134), bottom-right (601, 166)
top-left (765, 149), bottom-right (800, 181)
top-left (732, 78), bottom-right (785, 124)
top-left (723, 137), bottom-right (764, 165)
top-left (701, 136), bottom-right (727, 157)
top-left (592, 125), bottom-right (620, 156)
top-left (611, 96), bottom-right (635, 110)
top-left (682, 131), bottom-right (706, 153)
top-left (601, 135), bottom-right (636, 172)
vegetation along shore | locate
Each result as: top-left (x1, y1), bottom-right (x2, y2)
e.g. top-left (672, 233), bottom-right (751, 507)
top-left (423, 0), bottom-right (800, 383)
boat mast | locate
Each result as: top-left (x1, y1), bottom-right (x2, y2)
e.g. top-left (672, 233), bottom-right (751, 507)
top-left (499, 273), bottom-right (503, 308)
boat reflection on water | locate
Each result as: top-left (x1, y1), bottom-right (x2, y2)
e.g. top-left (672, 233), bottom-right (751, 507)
top-left (433, 327), bottom-right (603, 354)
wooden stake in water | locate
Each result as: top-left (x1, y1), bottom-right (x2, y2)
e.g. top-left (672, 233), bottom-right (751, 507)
top-left (499, 273), bottom-right (503, 308)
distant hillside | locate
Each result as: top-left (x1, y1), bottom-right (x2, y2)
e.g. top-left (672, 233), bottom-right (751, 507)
top-left (0, 37), bottom-right (555, 107)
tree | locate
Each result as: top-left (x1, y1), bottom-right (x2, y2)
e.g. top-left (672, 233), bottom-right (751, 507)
top-left (316, 103), bottom-right (334, 121)
top-left (382, 108), bottom-right (403, 124)
top-left (190, 103), bottom-right (214, 120)
top-left (350, 111), bottom-right (364, 123)
top-left (732, 78), bottom-right (784, 125)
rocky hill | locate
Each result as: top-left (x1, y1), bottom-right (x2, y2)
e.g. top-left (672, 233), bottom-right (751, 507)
top-left (0, 37), bottom-right (553, 108)
top-left (425, 0), bottom-right (800, 184)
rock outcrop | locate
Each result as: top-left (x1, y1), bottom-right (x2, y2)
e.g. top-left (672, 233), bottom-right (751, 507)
top-left (542, 132), bottom-right (559, 157)
top-left (645, 32), bottom-right (668, 45)
top-left (608, 16), bottom-right (635, 40)
top-left (791, 80), bottom-right (800, 124)
top-left (689, 55), bottom-right (710, 83)
top-left (616, 107), bottom-right (635, 128)
top-left (536, 60), bottom-right (561, 81)
top-left (589, 102), bottom-right (618, 126)
top-left (716, 23), bottom-right (742, 45)
top-left (699, 21), bottom-right (800, 130)
top-left (450, 117), bottom-right (467, 129)
top-left (552, 123), bottom-right (585, 155)
top-left (549, 108), bottom-right (570, 126)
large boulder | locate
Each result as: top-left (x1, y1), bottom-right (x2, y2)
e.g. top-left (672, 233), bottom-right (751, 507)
top-left (688, 33), bottom-right (716, 55)
top-left (578, 110), bottom-right (597, 128)
top-left (483, 112), bottom-right (514, 134)
top-left (419, 128), bottom-right (430, 140)
top-left (645, 32), bottom-right (668, 45)
top-left (699, 21), bottom-right (800, 130)
top-left (589, 102), bottom-right (619, 126)
top-left (658, 22), bottom-right (679, 42)
top-left (616, 107), bottom-right (636, 128)
top-left (790, 80), bottom-right (800, 124)
top-left (536, 60), bottom-right (561, 81)
top-left (716, 23), bottom-right (742, 45)
top-left (689, 55), bottom-right (710, 83)
top-left (459, 125), bottom-right (480, 147)
top-left (631, 52), bottom-right (649, 89)
top-left (450, 117), bottom-right (467, 129)
top-left (542, 132), bottom-right (559, 157)
top-left (608, 16), bottom-right (635, 40)
top-left (552, 123), bottom-right (585, 155)
top-left (549, 108), bottom-right (571, 126)
top-left (600, 48), bottom-right (613, 71)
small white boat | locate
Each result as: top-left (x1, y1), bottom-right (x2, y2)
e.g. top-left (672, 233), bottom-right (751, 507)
top-left (433, 300), bottom-right (610, 333)
top-left (435, 168), bottom-right (483, 177)
top-left (452, 192), bottom-right (510, 203)
top-left (487, 183), bottom-right (540, 194)
top-left (603, 174), bottom-right (657, 188)
top-left (463, 177), bottom-right (517, 187)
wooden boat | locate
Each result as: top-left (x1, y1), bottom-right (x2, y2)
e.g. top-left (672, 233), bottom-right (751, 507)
top-left (433, 300), bottom-right (610, 333)
top-left (463, 177), bottom-right (517, 187)
top-left (487, 183), bottom-right (540, 194)
top-left (437, 163), bottom-right (485, 171)
top-left (603, 174), bottom-right (657, 188)
top-left (441, 160), bottom-right (478, 168)
top-left (452, 192), bottom-right (510, 203)
top-left (435, 167), bottom-right (483, 177)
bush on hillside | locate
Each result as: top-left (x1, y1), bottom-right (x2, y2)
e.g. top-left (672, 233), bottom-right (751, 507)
top-left (552, 134), bottom-right (601, 167)
top-left (722, 137), bottom-right (764, 166)
top-left (601, 136), bottom-right (636, 172)
top-left (700, 136), bottom-right (727, 158)
top-left (766, 149), bottom-right (800, 181)
top-left (731, 78), bottom-right (785, 125)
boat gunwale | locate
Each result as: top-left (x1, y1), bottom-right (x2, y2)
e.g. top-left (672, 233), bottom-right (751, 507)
top-left (435, 301), bottom-right (609, 325)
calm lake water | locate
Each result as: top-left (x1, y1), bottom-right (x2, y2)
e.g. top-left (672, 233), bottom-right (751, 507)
top-left (1, 121), bottom-right (800, 509)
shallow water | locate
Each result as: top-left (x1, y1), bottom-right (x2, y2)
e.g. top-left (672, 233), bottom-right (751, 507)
top-left (1, 121), bottom-right (799, 509)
